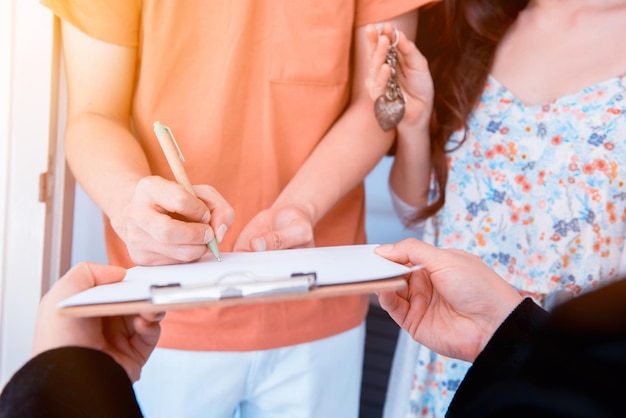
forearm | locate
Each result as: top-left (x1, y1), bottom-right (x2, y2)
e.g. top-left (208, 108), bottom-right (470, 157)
top-left (389, 118), bottom-right (432, 209)
top-left (65, 112), bottom-right (150, 223)
top-left (273, 100), bottom-right (394, 223)
top-left (273, 10), bottom-right (419, 224)
top-left (60, 20), bottom-right (146, 226)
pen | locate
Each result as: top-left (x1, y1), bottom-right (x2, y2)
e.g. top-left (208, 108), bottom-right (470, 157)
top-left (153, 121), bottom-right (221, 261)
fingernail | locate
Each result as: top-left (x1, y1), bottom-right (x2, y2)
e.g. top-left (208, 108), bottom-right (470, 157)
top-left (201, 211), bottom-right (210, 223)
top-left (252, 237), bottom-right (266, 252)
top-left (376, 244), bottom-right (393, 253)
top-left (216, 224), bottom-right (228, 243)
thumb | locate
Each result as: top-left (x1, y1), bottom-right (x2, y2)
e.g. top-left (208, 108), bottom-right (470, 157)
top-left (85, 263), bottom-right (127, 287)
top-left (250, 229), bottom-right (314, 252)
top-left (50, 263), bottom-right (126, 302)
top-left (375, 238), bottom-right (439, 268)
top-left (250, 232), bottom-right (282, 251)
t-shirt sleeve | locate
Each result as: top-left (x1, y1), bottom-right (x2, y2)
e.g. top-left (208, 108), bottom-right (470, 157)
top-left (355, 0), bottom-right (438, 27)
top-left (40, 0), bottom-right (141, 47)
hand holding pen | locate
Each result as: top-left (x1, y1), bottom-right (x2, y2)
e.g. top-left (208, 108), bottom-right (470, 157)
top-left (118, 175), bottom-right (234, 265)
top-left (134, 122), bottom-right (234, 265)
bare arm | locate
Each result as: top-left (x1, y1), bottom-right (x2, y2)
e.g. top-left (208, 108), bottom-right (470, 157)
top-left (62, 22), bottom-right (147, 219)
top-left (234, 10), bottom-right (421, 251)
top-left (277, 11), bottom-right (420, 222)
top-left (388, 102), bottom-right (432, 209)
top-left (364, 23), bottom-right (434, 210)
top-left (62, 22), bottom-right (234, 265)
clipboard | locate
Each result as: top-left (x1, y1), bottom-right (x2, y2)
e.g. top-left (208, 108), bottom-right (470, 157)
top-left (59, 244), bottom-right (415, 317)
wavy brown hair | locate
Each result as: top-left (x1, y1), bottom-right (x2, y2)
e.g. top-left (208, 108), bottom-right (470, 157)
top-left (411, 0), bottom-right (529, 222)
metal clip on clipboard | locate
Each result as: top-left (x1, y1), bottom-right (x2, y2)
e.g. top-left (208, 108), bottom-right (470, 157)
top-left (150, 271), bottom-right (317, 305)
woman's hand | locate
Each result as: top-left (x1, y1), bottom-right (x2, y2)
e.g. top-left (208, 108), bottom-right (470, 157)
top-left (32, 262), bottom-right (164, 382)
top-left (376, 239), bottom-right (523, 362)
top-left (365, 23), bottom-right (434, 130)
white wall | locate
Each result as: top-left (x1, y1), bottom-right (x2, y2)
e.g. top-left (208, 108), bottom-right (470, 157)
top-left (365, 156), bottom-right (417, 245)
top-left (71, 186), bottom-right (108, 265)
top-left (0, 0), bottom-right (68, 387)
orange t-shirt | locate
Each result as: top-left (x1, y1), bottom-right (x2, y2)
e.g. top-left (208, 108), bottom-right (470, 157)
top-left (42, 0), bottom-right (430, 351)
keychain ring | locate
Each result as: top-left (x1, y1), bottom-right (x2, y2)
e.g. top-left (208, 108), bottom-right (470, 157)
top-left (391, 26), bottom-right (400, 48)
top-left (377, 25), bottom-right (400, 48)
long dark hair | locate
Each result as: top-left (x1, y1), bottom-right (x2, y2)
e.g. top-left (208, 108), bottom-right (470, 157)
top-left (411, 0), bottom-right (529, 222)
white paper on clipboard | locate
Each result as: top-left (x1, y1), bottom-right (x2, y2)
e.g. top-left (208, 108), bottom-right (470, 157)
top-left (59, 244), bottom-right (416, 311)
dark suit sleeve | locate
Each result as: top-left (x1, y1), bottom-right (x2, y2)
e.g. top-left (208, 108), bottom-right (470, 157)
top-left (447, 280), bottom-right (626, 418)
top-left (0, 347), bottom-right (143, 418)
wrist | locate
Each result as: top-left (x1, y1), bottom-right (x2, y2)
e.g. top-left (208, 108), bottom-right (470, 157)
top-left (102, 175), bottom-right (145, 239)
top-left (271, 199), bottom-right (317, 225)
top-left (397, 109), bottom-right (431, 138)
top-left (392, 121), bottom-right (431, 169)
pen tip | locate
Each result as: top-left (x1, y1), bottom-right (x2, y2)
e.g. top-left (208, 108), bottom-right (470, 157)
top-left (216, 256), bottom-right (222, 262)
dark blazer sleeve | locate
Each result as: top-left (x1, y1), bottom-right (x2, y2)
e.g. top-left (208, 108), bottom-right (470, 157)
top-left (0, 346), bottom-right (143, 418)
top-left (447, 279), bottom-right (626, 418)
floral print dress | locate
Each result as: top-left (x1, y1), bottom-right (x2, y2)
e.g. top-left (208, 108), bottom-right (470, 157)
top-left (402, 73), bottom-right (626, 417)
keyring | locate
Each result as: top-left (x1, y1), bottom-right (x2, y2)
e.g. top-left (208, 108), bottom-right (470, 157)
top-left (373, 25), bottom-right (405, 131)
top-left (377, 25), bottom-right (400, 47)
top-left (391, 26), bottom-right (399, 48)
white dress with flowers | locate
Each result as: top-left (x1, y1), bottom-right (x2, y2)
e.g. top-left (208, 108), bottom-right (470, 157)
top-left (385, 73), bottom-right (626, 418)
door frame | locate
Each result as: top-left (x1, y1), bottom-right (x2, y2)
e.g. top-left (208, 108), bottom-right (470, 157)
top-left (0, 0), bottom-right (73, 387)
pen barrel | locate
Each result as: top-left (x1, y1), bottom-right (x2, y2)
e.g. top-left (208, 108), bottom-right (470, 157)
top-left (153, 122), bottom-right (196, 196)
top-left (167, 159), bottom-right (196, 196)
top-left (153, 121), bottom-right (221, 261)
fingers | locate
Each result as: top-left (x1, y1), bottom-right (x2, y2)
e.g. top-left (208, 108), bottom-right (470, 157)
top-left (378, 22), bottom-right (398, 47)
top-left (375, 238), bottom-right (445, 271)
top-left (365, 24), bottom-right (378, 58)
top-left (364, 23), bottom-right (433, 128)
top-left (82, 263), bottom-right (127, 287)
top-left (237, 206), bottom-right (315, 252)
top-left (115, 314), bottom-right (163, 382)
top-left (250, 227), bottom-right (315, 251)
top-left (132, 213), bottom-right (212, 245)
top-left (48, 263), bottom-right (126, 302)
top-left (377, 288), bottom-right (407, 315)
top-left (124, 213), bottom-right (211, 264)
top-left (139, 311), bottom-right (165, 323)
top-left (129, 176), bottom-right (215, 243)
top-left (122, 175), bottom-right (236, 264)
top-left (375, 239), bottom-right (420, 266)
top-left (127, 221), bottom-right (209, 264)
top-left (36, 263), bottom-right (125, 341)
top-left (194, 184), bottom-right (235, 244)
top-left (377, 239), bottom-right (522, 309)
top-left (32, 262), bottom-right (125, 357)
top-left (364, 24), bottom-right (392, 100)
top-left (132, 313), bottom-right (163, 341)
top-left (250, 222), bottom-right (314, 251)
top-left (377, 268), bottom-right (431, 335)
top-left (365, 23), bottom-right (425, 102)
top-left (396, 31), bottom-right (425, 69)
top-left (126, 241), bottom-right (209, 265)
top-left (137, 176), bottom-right (209, 223)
